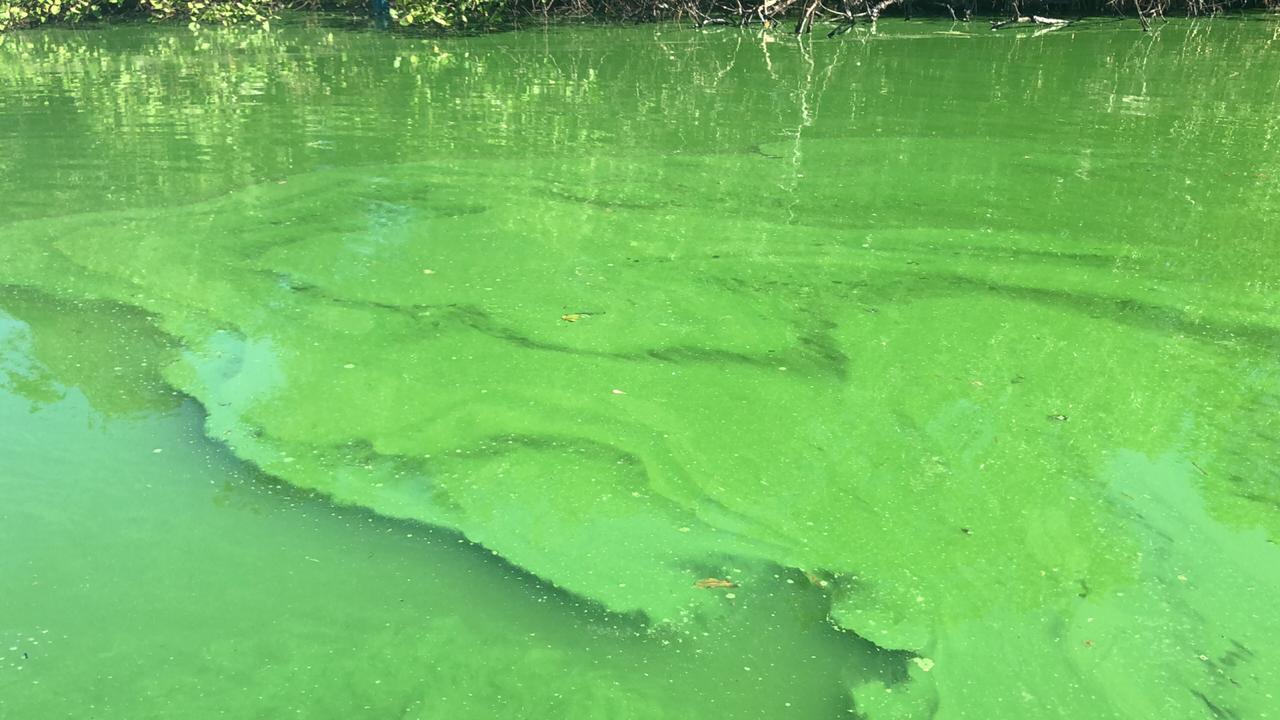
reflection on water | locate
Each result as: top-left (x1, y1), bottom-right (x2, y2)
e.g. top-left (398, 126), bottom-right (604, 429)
top-left (2, 15), bottom-right (1280, 720)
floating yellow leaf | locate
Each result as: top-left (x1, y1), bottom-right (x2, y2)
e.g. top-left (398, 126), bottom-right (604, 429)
top-left (694, 578), bottom-right (737, 589)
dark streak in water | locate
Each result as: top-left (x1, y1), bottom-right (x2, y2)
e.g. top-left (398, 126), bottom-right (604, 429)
top-left (1191, 689), bottom-right (1240, 720)
top-left (277, 278), bottom-right (851, 380)
top-left (937, 274), bottom-right (1280, 352)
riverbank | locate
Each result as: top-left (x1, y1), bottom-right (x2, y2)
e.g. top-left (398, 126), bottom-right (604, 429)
top-left (1, 0), bottom-right (1276, 33)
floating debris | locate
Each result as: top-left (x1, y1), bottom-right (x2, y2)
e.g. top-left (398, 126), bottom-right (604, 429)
top-left (694, 578), bottom-right (737, 589)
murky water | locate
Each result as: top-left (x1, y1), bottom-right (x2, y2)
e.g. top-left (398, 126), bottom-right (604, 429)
top-left (2, 15), bottom-right (1279, 719)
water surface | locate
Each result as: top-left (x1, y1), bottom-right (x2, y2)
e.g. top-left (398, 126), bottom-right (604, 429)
top-left (2, 16), bottom-right (1279, 719)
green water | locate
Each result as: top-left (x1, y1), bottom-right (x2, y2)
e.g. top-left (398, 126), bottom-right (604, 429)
top-left (2, 15), bottom-right (1279, 719)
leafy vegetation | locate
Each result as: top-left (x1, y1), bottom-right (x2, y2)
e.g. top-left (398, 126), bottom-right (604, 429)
top-left (391, 0), bottom-right (501, 27)
top-left (0, 0), bottom-right (1276, 36)
top-left (0, 0), bottom-right (277, 32)
top-left (0, 0), bottom-right (522, 31)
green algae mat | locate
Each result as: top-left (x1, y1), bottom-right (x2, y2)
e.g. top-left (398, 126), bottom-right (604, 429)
top-left (3, 15), bottom-right (1280, 719)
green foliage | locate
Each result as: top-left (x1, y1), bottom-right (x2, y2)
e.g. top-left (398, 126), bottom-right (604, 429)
top-left (391, 0), bottom-right (503, 28)
top-left (1, 0), bottom-right (101, 32)
top-left (0, 0), bottom-right (278, 32)
top-left (0, 0), bottom-right (505, 31)
top-left (0, 0), bottom-right (1272, 34)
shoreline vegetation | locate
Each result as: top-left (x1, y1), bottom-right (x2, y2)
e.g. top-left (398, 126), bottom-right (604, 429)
top-left (0, 0), bottom-right (1276, 34)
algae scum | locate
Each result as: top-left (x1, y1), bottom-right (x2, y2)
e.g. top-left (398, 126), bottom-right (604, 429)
top-left (2, 16), bottom-right (1280, 719)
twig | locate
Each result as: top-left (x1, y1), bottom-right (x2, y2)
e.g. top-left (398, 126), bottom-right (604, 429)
top-left (869, 0), bottom-right (902, 20)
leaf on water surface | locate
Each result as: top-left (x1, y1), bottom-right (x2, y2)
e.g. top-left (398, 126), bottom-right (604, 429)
top-left (694, 578), bottom-right (737, 589)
